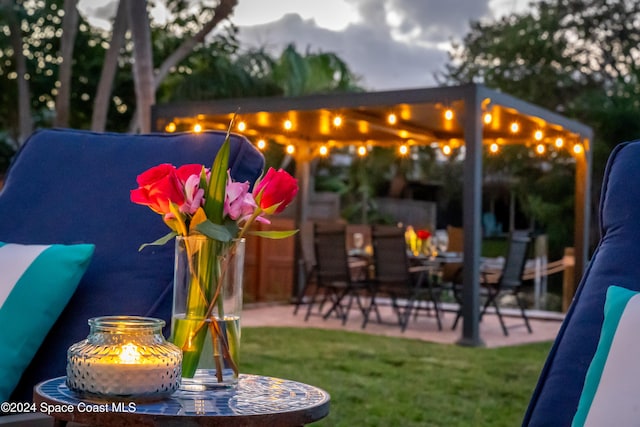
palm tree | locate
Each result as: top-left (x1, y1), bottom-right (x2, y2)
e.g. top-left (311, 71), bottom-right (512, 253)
top-left (272, 44), bottom-right (362, 96)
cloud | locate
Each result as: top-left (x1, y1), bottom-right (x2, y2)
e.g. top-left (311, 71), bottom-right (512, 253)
top-left (77, 0), bottom-right (118, 30)
top-left (385, 0), bottom-right (491, 43)
top-left (236, 5), bottom-right (459, 90)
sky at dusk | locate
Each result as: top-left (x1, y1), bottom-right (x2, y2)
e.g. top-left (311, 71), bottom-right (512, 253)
top-left (78, 0), bottom-right (536, 91)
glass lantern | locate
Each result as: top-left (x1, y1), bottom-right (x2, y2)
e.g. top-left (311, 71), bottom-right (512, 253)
top-left (66, 316), bottom-right (182, 401)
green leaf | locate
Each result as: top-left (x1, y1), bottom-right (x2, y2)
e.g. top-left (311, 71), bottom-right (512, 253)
top-left (248, 229), bottom-right (299, 239)
top-left (223, 218), bottom-right (240, 237)
top-left (195, 220), bottom-right (234, 242)
top-left (203, 137), bottom-right (229, 224)
top-left (138, 231), bottom-right (178, 251)
top-left (204, 116), bottom-right (237, 224)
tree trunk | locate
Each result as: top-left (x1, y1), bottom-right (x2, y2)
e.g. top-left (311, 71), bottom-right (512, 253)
top-left (127, 0), bottom-right (238, 132)
top-left (91, 0), bottom-right (128, 132)
top-left (2, 0), bottom-right (33, 147)
top-left (154, 0), bottom-right (238, 89)
top-left (54, 0), bottom-right (79, 128)
top-left (127, 0), bottom-right (154, 133)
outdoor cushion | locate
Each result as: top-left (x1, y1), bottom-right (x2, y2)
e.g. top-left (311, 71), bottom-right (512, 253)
top-left (572, 286), bottom-right (640, 426)
top-left (0, 128), bottom-right (264, 402)
top-left (523, 139), bottom-right (640, 426)
top-left (0, 242), bottom-right (94, 402)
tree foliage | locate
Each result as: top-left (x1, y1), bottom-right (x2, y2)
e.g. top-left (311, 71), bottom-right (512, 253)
top-left (440, 0), bottom-right (640, 255)
top-left (0, 0), bottom-right (362, 169)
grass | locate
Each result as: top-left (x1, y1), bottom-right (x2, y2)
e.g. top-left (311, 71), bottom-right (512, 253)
top-left (242, 327), bottom-right (552, 427)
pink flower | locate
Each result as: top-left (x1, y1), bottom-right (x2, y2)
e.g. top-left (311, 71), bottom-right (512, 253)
top-left (224, 171), bottom-right (258, 223)
top-left (130, 164), bottom-right (184, 215)
top-left (253, 168), bottom-right (298, 214)
top-left (180, 174), bottom-right (205, 215)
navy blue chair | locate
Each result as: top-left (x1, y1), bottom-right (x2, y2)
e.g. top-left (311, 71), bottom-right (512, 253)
top-left (0, 128), bottom-right (264, 402)
top-left (523, 140), bottom-right (640, 425)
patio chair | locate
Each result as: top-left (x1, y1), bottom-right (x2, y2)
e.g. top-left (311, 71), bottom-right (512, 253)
top-left (452, 230), bottom-right (532, 336)
top-left (364, 225), bottom-right (443, 331)
top-left (523, 139), bottom-right (640, 425)
top-left (303, 222), bottom-right (372, 324)
top-left (0, 128), bottom-right (264, 403)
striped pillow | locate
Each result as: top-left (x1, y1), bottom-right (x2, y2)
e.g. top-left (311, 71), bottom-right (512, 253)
top-left (572, 285), bottom-right (640, 426)
top-left (0, 242), bottom-right (94, 401)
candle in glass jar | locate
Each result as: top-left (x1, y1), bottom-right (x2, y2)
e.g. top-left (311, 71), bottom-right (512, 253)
top-left (66, 316), bottom-right (182, 400)
top-left (69, 343), bottom-right (181, 396)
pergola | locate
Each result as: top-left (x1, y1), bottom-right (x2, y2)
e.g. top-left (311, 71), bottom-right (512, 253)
top-left (152, 83), bottom-right (593, 346)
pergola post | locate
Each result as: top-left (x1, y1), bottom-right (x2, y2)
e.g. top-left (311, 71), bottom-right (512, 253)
top-left (457, 85), bottom-right (485, 347)
top-left (573, 136), bottom-right (592, 289)
top-left (293, 146), bottom-right (313, 300)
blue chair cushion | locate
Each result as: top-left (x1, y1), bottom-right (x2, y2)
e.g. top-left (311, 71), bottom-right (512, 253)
top-left (0, 128), bottom-right (264, 401)
top-left (524, 139), bottom-right (640, 426)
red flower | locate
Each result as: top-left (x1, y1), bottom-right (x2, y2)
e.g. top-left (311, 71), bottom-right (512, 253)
top-left (417, 229), bottom-right (431, 240)
top-left (254, 168), bottom-right (298, 214)
top-left (175, 164), bottom-right (205, 184)
top-left (130, 164), bottom-right (185, 215)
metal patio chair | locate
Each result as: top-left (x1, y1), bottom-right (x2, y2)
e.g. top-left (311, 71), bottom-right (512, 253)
top-left (452, 230), bottom-right (533, 336)
top-left (303, 223), bottom-right (372, 324)
top-left (364, 225), bottom-right (443, 331)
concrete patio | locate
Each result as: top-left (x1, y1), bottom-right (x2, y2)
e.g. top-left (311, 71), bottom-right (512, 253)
top-left (243, 302), bottom-right (563, 348)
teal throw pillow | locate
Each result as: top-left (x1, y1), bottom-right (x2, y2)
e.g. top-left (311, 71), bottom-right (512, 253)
top-left (572, 285), bottom-right (640, 426)
top-left (0, 242), bottom-right (95, 401)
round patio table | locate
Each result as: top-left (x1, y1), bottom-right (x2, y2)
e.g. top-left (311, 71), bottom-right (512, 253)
top-left (34, 374), bottom-right (330, 426)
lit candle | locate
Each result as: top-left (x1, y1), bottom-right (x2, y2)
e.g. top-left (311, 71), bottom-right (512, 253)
top-left (66, 316), bottom-right (182, 399)
top-left (68, 343), bottom-right (181, 396)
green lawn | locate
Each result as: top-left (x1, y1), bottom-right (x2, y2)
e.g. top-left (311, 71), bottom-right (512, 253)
top-left (242, 327), bottom-right (551, 427)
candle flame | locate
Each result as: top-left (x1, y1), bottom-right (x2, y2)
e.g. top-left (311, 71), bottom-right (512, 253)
top-left (119, 343), bottom-right (141, 364)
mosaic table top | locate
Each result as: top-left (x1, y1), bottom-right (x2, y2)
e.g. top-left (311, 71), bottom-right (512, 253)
top-left (34, 374), bottom-right (330, 426)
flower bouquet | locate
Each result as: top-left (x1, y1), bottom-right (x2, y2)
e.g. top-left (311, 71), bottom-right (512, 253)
top-left (130, 131), bottom-right (298, 387)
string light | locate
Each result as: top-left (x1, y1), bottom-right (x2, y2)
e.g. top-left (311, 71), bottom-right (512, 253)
top-left (534, 130), bottom-right (543, 141)
top-left (165, 122), bottom-right (176, 133)
top-left (182, 113), bottom-right (581, 161)
top-left (444, 109), bottom-right (454, 121)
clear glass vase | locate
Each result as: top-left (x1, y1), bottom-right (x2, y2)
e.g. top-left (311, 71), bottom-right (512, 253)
top-left (66, 316), bottom-right (182, 401)
top-left (170, 235), bottom-right (245, 391)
